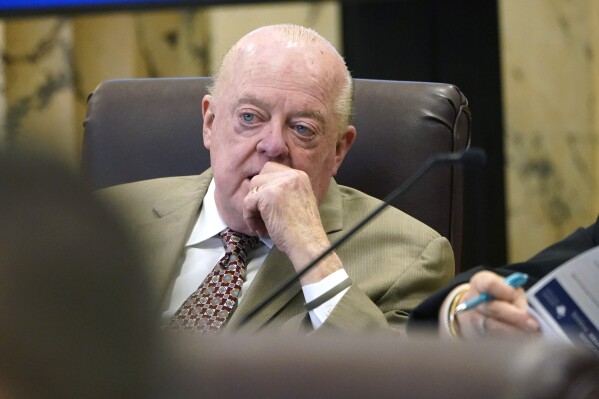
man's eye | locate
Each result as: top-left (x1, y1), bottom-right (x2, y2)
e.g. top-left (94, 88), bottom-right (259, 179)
top-left (241, 113), bottom-right (255, 123)
top-left (294, 125), bottom-right (313, 136)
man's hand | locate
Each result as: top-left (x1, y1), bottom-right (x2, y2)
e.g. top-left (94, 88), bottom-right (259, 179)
top-left (455, 271), bottom-right (541, 339)
top-left (242, 162), bottom-right (342, 285)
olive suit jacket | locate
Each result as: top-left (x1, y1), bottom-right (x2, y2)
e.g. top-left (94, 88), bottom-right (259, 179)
top-left (102, 169), bottom-right (454, 334)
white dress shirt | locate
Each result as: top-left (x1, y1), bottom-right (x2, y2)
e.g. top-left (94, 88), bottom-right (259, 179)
top-left (161, 179), bottom-right (350, 329)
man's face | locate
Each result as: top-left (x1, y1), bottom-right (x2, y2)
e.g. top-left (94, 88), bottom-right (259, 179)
top-left (202, 37), bottom-right (354, 232)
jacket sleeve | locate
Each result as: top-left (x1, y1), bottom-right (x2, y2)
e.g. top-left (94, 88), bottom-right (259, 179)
top-left (318, 235), bottom-right (454, 335)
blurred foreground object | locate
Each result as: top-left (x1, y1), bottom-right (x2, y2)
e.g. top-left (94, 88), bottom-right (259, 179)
top-left (155, 333), bottom-right (599, 399)
top-left (0, 151), bottom-right (155, 399)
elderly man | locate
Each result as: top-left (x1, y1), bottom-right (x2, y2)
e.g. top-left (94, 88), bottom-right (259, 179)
top-left (103, 24), bottom-right (453, 334)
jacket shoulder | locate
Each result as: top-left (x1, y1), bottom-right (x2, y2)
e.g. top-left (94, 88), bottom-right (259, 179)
top-left (337, 184), bottom-right (442, 241)
top-left (96, 174), bottom-right (209, 223)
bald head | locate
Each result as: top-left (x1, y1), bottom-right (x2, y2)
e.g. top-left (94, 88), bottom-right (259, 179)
top-left (210, 24), bottom-right (354, 132)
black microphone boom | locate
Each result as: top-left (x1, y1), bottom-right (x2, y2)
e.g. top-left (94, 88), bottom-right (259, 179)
top-left (237, 147), bottom-right (487, 329)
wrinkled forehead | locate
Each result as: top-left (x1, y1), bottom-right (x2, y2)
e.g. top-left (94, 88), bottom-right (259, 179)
top-left (223, 36), bottom-right (344, 96)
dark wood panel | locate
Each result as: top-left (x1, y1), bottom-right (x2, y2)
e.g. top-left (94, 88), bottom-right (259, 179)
top-left (342, 0), bottom-right (507, 271)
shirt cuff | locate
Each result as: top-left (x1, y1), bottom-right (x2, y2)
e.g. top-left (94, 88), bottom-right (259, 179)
top-left (302, 269), bottom-right (351, 329)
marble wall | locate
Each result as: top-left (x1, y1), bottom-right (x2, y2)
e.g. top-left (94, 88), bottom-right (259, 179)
top-left (499, 0), bottom-right (599, 261)
top-left (0, 22), bottom-right (5, 143)
top-left (0, 1), bottom-right (340, 166)
top-left (3, 18), bottom-right (77, 163)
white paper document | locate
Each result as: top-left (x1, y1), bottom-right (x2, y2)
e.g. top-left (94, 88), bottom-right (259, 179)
top-left (526, 246), bottom-right (599, 354)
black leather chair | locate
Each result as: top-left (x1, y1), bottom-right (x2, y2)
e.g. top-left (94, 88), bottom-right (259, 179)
top-left (82, 77), bottom-right (471, 270)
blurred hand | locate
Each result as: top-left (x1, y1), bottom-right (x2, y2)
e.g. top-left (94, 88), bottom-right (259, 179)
top-left (446, 271), bottom-right (541, 339)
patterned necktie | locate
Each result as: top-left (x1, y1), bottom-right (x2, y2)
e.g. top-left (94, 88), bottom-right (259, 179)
top-left (169, 228), bottom-right (260, 332)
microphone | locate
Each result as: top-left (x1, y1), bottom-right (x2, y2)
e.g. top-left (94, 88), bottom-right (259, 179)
top-left (237, 147), bottom-right (487, 328)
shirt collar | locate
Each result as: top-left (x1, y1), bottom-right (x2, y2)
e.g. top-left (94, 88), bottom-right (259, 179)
top-left (186, 179), bottom-right (273, 249)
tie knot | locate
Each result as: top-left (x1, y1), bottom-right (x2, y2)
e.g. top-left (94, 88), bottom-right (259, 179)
top-left (219, 229), bottom-right (260, 260)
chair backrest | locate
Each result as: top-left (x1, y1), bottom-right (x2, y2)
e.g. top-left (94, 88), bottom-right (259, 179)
top-left (82, 77), bottom-right (471, 270)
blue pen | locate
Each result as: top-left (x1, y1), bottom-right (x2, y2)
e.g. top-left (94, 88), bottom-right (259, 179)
top-left (454, 272), bottom-right (528, 314)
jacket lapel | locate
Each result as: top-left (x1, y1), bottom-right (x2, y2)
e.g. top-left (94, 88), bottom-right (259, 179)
top-left (229, 248), bottom-right (300, 332)
top-left (141, 171), bottom-right (212, 311)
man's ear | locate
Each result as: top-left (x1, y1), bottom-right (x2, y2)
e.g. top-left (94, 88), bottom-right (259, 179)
top-left (332, 126), bottom-right (357, 175)
top-left (202, 94), bottom-right (214, 150)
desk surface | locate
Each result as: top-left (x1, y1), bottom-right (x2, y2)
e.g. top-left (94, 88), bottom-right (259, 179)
top-left (152, 333), bottom-right (599, 399)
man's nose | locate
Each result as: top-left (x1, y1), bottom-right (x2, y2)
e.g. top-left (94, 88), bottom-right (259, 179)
top-left (256, 124), bottom-right (289, 159)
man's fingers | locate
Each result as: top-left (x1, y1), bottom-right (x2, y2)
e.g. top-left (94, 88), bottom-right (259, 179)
top-left (243, 185), bottom-right (267, 236)
top-left (470, 271), bottom-right (521, 301)
top-left (484, 315), bottom-right (541, 336)
top-left (479, 300), bottom-right (540, 333)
